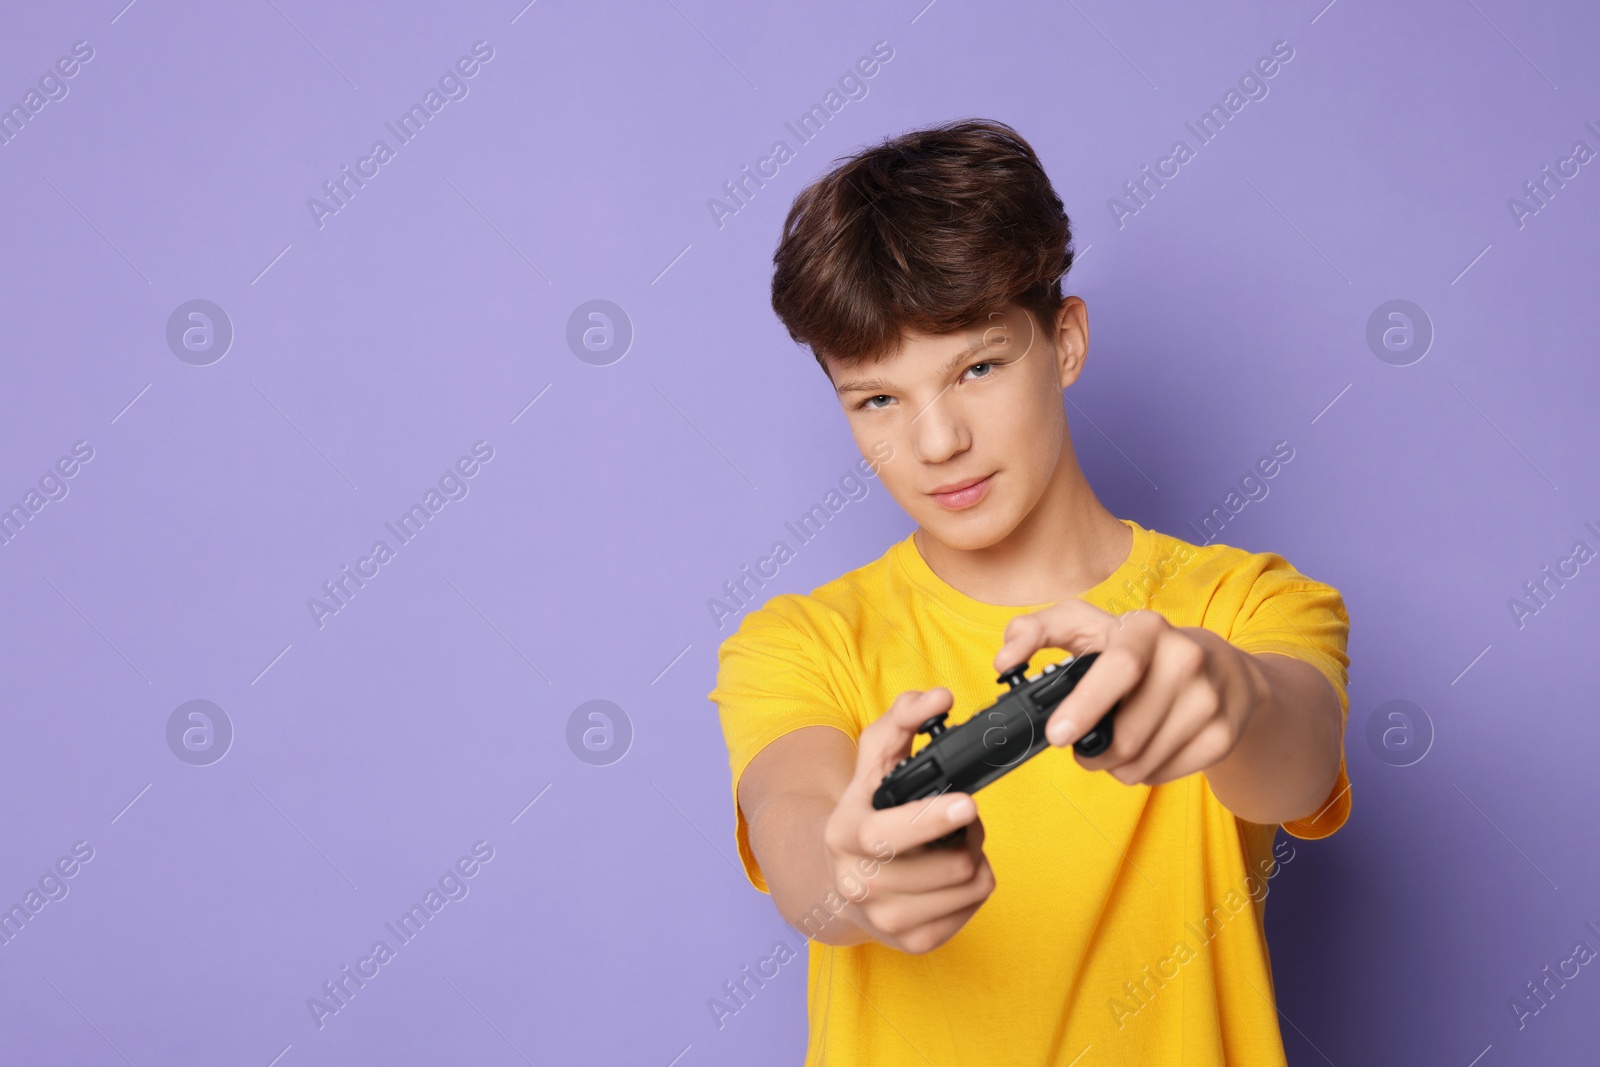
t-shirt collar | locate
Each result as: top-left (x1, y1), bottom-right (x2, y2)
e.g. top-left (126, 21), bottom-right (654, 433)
top-left (889, 518), bottom-right (1153, 628)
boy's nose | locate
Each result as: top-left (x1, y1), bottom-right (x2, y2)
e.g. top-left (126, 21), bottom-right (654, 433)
top-left (911, 401), bottom-right (971, 463)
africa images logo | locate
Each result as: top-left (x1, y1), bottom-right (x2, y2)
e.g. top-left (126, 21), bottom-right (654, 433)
top-left (1107, 39), bottom-right (1295, 229)
top-left (305, 441), bottom-right (495, 629)
top-left (306, 42), bottom-right (496, 230)
top-left (707, 443), bottom-right (892, 630)
top-left (706, 40), bottom-right (895, 230)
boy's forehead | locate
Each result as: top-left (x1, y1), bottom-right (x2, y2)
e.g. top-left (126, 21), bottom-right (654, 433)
top-left (825, 307), bottom-right (1028, 383)
top-left (908, 306), bottom-right (1029, 349)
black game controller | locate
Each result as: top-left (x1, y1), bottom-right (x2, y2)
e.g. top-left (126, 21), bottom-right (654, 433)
top-left (872, 652), bottom-right (1120, 848)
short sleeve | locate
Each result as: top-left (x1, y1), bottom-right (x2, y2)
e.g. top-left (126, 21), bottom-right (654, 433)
top-left (1225, 559), bottom-right (1352, 840)
top-left (707, 601), bottom-right (860, 892)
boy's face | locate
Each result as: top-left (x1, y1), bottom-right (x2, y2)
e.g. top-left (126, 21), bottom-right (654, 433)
top-left (824, 298), bottom-right (1089, 551)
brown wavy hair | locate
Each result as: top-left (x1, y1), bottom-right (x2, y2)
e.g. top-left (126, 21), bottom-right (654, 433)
top-left (770, 118), bottom-right (1075, 372)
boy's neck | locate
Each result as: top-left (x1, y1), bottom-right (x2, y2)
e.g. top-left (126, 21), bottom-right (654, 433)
top-left (913, 458), bottom-right (1130, 608)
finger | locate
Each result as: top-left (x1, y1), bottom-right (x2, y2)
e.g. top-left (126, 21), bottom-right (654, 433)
top-left (1144, 719), bottom-right (1236, 787)
top-left (889, 897), bottom-right (988, 956)
top-left (953, 809), bottom-right (988, 869)
top-left (1065, 625), bottom-right (1197, 767)
top-left (1044, 612), bottom-right (1165, 747)
top-left (1106, 674), bottom-right (1216, 784)
top-left (877, 813), bottom-right (986, 892)
top-left (858, 789), bottom-right (980, 854)
top-left (867, 857), bottom-right (995, 937)
top-left (841, 688), bottom-right (955, 808)
top-left (865, 832), bottom-right (985, 893)
top-left (991, 599), bottom-right (1118, 676)
top-left (917, 898), bottom-right (987, 948)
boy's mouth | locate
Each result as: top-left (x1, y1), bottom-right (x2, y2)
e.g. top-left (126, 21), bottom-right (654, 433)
top-left (928, 473), bottom-right (993, 511)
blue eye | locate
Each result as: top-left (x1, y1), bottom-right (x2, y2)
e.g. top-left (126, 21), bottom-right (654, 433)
top-left (964, 362), bottom-right (995, 379)
top-left (861, 394), bottom-right (892, 410)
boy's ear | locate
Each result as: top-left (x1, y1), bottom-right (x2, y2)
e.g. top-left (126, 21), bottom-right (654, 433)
top-left (1054, 297), bottom-right (1089, 389)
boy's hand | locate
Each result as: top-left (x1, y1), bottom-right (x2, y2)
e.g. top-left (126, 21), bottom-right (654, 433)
top-left (821, 688), bottom-right (997, 955)
top-left (992, 601), bottom-right (1266, 788)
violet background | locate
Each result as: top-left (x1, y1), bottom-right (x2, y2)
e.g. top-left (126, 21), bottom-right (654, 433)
top-left (2, 0), bottom-right (1597, 1064)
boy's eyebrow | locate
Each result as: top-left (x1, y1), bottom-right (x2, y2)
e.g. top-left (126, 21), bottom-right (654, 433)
top-left (833, 334), bottom-right (1001, 395)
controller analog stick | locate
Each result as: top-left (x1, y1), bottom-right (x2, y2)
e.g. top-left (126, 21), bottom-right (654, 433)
top-left (917, 712), bottom-right (950, 738)
top-left (998, 664), bottom-right (1029, 690)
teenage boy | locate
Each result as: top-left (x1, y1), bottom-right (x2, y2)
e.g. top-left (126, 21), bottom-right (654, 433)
top-left (708, 119), bottom-right (1351, 1065)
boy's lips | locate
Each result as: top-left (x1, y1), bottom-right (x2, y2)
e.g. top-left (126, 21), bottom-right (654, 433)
top-left (928, 473), bottom-right (993, 510)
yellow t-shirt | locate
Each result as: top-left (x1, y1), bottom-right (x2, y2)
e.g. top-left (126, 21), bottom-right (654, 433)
top-left (708, 517), bottom-right (1352, 1066)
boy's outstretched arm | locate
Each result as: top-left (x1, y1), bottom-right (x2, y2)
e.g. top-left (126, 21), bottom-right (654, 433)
top-left (992, 603), bottom-right (1343, 826)
top-left (1186, 645), bottom-right (1343, 824)
top-left (738, 689), bottom-right (999, 955)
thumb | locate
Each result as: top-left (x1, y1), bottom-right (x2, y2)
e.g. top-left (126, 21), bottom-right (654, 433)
top-left (845, 688), bottom-right (954, 804)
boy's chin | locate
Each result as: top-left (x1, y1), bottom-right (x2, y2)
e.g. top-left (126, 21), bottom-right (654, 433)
top-left (916, 506), bottom-right (1019, 552)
